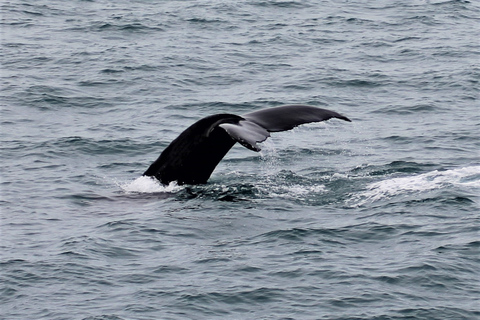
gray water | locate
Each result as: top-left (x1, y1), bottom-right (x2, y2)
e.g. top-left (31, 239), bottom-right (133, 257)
top-left (1, 1), bottom-right (480, 319)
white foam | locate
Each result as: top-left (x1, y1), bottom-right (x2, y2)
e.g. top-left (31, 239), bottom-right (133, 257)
top-left (331, 172), bottom-right (349, 180)
top-left (118, 176), bottom-right (183, 194)
top-left (264, 183), bottom-right (326, 199)
top-left (352, 166), bottom-right (480, 205)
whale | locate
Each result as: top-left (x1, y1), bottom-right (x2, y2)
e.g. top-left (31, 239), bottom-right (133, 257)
top-left (144, 104), bottom-right (351, 185)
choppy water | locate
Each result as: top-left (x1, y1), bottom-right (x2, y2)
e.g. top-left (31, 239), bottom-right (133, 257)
top-left (1, 1), bottom-right (480, 319)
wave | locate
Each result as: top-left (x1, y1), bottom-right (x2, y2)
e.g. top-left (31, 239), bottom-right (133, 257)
top-left (249, 1), bottom-right (312, 9)
top-left (352, 165), bottom-right (480, 206)
top-left (67, 21), bottom-right (165, 34)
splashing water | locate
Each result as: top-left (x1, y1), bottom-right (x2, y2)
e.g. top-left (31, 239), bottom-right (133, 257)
top-left (118, 176), bottom-right (183, 194)
top-left (353, 166), bottom-right (480, 206)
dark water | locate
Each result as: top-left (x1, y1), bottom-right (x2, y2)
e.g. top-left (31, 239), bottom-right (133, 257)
top-left (1, 1), bottom-right (480, 319)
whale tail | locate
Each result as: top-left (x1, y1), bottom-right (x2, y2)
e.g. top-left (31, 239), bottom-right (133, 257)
top-left (144, 105), bottom-right (351, 185)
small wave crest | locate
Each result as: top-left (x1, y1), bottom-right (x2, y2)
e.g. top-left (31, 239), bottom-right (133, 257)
top-left (117, 176), bottom-right (183, 194)
top-left (352, 166), bottom-right (480, 206)
top-left (263, 183), bottom-right (326, 200)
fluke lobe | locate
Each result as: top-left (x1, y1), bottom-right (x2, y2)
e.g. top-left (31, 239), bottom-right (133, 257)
top-left (144, 105), bottom-right (351, 185)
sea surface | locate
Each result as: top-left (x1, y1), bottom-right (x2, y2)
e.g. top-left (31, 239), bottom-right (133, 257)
top-left (1, 1), bottom-right (480, 319)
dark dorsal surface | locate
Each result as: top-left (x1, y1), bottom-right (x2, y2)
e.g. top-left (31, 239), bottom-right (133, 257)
top-left (143, 105), bottom-right (351, 185)
top-left (143, 114), bottom-right (242, 185)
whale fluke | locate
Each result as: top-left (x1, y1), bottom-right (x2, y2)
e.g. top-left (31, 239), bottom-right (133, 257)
top-left (143, 105), bottom-right (351, 185)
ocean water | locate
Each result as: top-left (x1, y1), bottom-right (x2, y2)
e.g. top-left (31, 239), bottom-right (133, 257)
top-left (1, 0), bottom-right (479, 319)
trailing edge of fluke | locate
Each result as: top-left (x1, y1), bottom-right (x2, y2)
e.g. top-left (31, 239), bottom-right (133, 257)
top-left (143, 104), bottom-right (351, 185)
